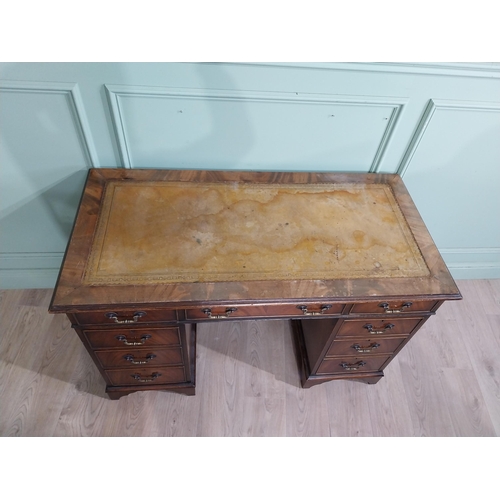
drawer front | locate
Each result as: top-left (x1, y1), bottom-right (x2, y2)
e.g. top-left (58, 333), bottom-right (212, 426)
top-left (73, 309), bottom-right (178, 326)
top-left (326, 337), bottom-right (406, 357)
top-left (318, 355), bottom-right (391, 375)
top-left (185, 302), bottom-right (344, 321)
top-left (95, 347), bottom-right (184, 369)
top-left (336, 318), bottom-right (423, 338)
top-left (84, 327), bottom-right (181, 349)
top-left (105, 366), bottom-right (186, 386)
top-left (349, 300), bottom-right (437, 315)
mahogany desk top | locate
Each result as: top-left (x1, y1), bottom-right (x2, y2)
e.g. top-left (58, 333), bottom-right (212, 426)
top-left (50, 168), bottom-right (460, 311)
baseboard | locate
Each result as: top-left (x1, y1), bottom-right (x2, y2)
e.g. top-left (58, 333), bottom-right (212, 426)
top-left (440, 248), bottom-right (500, 280)
top-left (0, 252), bottom-right (62, 289)
top-left (0, 269), bottom-right (59, 289)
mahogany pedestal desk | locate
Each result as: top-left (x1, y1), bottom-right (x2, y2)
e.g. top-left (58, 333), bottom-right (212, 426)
top-left (49, 169), bottom-right (461, 400)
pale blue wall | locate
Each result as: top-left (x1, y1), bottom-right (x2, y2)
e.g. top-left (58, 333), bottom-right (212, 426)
top-left (1, 62), bottom-right (499, 288)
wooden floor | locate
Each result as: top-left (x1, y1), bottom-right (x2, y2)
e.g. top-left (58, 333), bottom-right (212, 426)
top-left (1, 279), bottom-right (499, 437)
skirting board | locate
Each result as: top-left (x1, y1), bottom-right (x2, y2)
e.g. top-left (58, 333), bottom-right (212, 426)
top-left (439, 248), bottom-right (500, 280)
top-left (0, 269), bottom-right (59, 290)
top-left (0, 252), bottom-right (62, 290)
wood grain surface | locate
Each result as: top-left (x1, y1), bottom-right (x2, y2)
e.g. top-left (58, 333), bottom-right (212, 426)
top-left (1, 280), bottom-right (498, 436)
top-left (49, 169), bottom-right (460, 311)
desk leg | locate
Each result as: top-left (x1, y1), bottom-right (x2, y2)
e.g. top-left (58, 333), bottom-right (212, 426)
top-left (291, 319), bottom-right (320, 388)
top-left (356, 375), bottom-right (384, 385)
top-left (107, 385), bottom-right (196, 400)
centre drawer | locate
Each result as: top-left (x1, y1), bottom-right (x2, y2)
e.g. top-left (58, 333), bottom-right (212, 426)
top-left (84, 327), bottom-right (181, 349)
top-left (185, 302), bottom-right (345, 321)
top-left (95, 347), bottom-right (184, 369)
top-left (336, 317), bottom-right (424, 337)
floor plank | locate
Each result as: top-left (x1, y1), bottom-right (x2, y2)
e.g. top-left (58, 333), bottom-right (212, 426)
top-left (364, 359), bottom-right (416, 437)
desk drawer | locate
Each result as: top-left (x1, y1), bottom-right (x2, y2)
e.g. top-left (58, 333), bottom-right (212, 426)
top-left (185, 302), bottom-right (344, 321)
top-left (318, 355), bottom-right (391, 375)
top-left (84, 327), bottom-right (181, 349)
top-left (349, 300), bottom-right (437, 315)
top-left (105, 366), bottom-right (186, 386)
top-left (73, 309), bottom-right (177, 326)
top-left (336, 318), bottom-right (423, 337)
top-left (326, 337), bottom-right (406, 357)
top-left (95, 347), bottom-right (183, 369)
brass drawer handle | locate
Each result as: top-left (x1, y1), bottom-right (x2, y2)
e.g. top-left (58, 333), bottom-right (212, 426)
top-left (340, 361), bottom-right (366, 371)
top-left (379, 302), bottom-right (412, 313)
top-left (116, 334), bottom-right (152, 346)
top-left (132, 372), bottom-right (161, 383)
top-left (124, 354), bottom-right (156, 365)
top-left (297, 305), bottom-right (332, 316)
top-left (106, 311), bottom-right (146, 324)
top-left (352, 343), bottom-right (380, 353)
top-left (202, 307), bottom-right (237, 319)
top-left (363, 323), bottom-right (394, 335)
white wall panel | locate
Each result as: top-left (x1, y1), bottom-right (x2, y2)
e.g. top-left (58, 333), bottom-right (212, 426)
top-left (0, 81), bottom-right (96, 287)
top-left (0, 82), bottom-right (97, 216)
top-left (106, 85), bottom-right (406, 172)
top-left (402, 99), bottom-right (500, 277)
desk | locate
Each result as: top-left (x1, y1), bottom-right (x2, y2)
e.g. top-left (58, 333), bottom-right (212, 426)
top-left (49, 169), bottom-right (461, 400)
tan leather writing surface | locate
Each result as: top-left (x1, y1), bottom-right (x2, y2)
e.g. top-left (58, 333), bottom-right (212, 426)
top-left (83, 181), bottom-right (430, 285)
